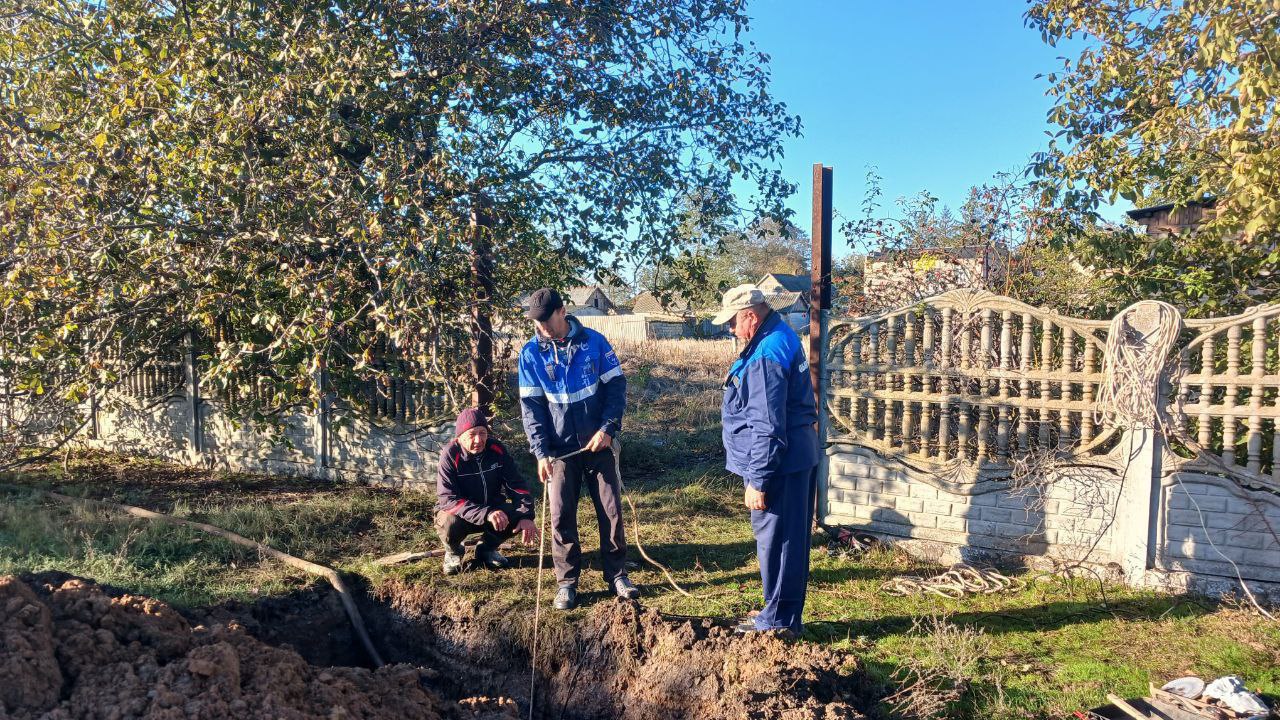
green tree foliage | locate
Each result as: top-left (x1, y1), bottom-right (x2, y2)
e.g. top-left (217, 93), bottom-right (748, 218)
top-left (840, 168), bottom-right (1121, 317)
top-left (1027, 0), bottom-right (1280, 314)
top-left (635, 215), bottom-right (808, 308)
top-left (0, 0), bottom-right (799, 460)
top-left (830, 252), bottom-right (865, 316)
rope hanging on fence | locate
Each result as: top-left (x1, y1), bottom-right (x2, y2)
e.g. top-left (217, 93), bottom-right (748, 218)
top-left (880, 564), bottom-right (1025, 599)
top-left (1095, 301), bottom-right (1182, 429)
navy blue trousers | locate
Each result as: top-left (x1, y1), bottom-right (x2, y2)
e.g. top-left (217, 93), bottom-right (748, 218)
top-left (750, 466), bottom-right (817, 634)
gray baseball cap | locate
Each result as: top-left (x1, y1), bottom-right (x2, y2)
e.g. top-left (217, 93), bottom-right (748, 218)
top-left (712, 284), bottom-right (766, 325)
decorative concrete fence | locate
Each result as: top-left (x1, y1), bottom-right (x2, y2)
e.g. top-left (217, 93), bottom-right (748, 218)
top-left (819, 289), bottom-right (1280, 597)
top-left (83, 338), bottom-right (454, 489)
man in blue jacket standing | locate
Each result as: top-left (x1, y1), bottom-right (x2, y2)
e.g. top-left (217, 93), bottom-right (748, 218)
top-left (519, 288), bottom-right (639, 610)
top-left (715, 284), bottom-right (819, 637)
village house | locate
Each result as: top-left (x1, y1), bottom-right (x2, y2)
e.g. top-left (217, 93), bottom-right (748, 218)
top-left (1127, 198), bottom-right (1216, 236)
top-left (564, 284), bottom-right (617, 316)
top-left (757, 273), bottom-right (811, 331)
top-left (630, 291), bottom-right (696, 318)
top-left (861, 246), bottom-right (1004, 313)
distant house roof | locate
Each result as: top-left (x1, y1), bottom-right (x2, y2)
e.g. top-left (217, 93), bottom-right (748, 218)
top-left (632, 291), bottom-right (695, 315)
top-left (567, 285), bottom-right (604, 306)
top-left (758, 273), bottom-right (812, 293)
top-left (764, 291), bottom-right (805, 314)
top-left (561, 285), bottom-right (616, 314)
top-left (1126, 198), bottom-right (1216, 221)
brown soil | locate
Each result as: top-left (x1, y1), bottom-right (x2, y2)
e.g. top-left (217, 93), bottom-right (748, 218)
top-left (0, 574), bottom-right (515, 720)
top-left (2, 573), bottom-right (872, 720)
top-left (372, 579), bottom-right (871, 720)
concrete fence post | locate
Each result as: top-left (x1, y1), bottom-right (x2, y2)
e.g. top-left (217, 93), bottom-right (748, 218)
top-left (182, 331), bottom-right (202, 461)
top-left (1105, 301), bottom-right (1182, 582)
top-left (312, 354), bottom-right (331, 479)
top-left (1114, 426), bottom-right (1163, 582)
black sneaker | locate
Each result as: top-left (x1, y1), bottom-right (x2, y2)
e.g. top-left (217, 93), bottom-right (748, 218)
top-left (442, 551), bottom-right (464, 576)
top-left (477, 548), bottom-right (510, 570)
top-left (613, 576), bottom-right (640, 600)
top-left (553, 585), bottom-right (578, 610)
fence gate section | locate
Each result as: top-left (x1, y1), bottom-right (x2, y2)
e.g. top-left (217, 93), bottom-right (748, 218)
top-left (818, 289), bottom-right (1280, 595)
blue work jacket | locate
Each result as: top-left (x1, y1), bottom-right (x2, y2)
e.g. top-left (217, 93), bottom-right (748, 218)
top-left (518, 315), bottom-right (626, 459)
top-left (722, 310), bottom-right (819, 492)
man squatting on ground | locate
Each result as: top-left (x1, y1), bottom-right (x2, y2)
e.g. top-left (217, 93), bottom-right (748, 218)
top-left (519, 288), bottom-right (640, 610)
top-left (436, 408), bottom-right (539, 575)
top-left (715, 284), bottom-right (820, 636)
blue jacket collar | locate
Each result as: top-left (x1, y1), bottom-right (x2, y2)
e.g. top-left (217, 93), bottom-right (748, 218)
top-left (536, 314), bottom-right (583, 353)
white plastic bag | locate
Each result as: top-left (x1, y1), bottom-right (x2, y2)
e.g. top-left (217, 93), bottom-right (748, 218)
top-left (1203, 676), bottom-right (1269, 716)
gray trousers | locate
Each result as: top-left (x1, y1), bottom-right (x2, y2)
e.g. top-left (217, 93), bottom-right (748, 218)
top-left (550, 447), bottom-right (627, 587)
top-left (434, 506), bottom-right (519, 554)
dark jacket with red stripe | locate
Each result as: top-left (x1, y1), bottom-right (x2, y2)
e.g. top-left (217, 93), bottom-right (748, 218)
top-left (436, 438), bottom-right (534, 526)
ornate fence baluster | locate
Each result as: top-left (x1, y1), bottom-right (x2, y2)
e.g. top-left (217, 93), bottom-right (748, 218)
top-left (1224, 325), bottom-right (1242, 465)
top-left (851, 334), bottom-right (864, 436)
top-left (1082, 340), bottom-right (1096, 443)
top-left (997, 310), bottom-right (1012, 459)
top-left (886, 317), bottom-right (900, 446)
top-left (1061, 327), bottom-right (1075, 442)
top-left (902, 312), bottom-right (917, 453)
top-left (1248, 317), bottom-right (1266, 472)
top-left (869, 324), bottom-right (883, 440)
top-left (977, 309), bottom-right (993, 460)
top-left (1199, 337), bottom-right (1215, 447)
top-left (939, 397), bottom-right (953, 460)
top-left (921, 312), bottom-right (936, 455)
top-left (1018, 312), bottom-right (1033, 454)
top-left (1039, 318), bottom-right (1054, 449)
top-left (940, 307), bottom-right (953, 385)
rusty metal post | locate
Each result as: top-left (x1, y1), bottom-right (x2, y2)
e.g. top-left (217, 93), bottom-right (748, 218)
top-left (470, 196), bottom-right (496, 412)
top-left (810, 164), bottom-right (833, 403)
top-left (810, 164), bottom-right (833, 528)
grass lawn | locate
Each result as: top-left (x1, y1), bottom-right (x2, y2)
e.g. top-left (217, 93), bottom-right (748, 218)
top-left (2, 355), bottom-right (1278, 719)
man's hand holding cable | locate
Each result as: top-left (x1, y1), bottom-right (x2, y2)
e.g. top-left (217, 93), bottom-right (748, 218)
top-left (585, 430), bottom-right (612, 452)
top-left (537, 457), bottom-right (554, 483)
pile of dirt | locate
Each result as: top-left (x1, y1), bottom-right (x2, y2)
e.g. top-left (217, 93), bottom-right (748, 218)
top-left (2, 572), bottom-right (873, 720)
top-left (0, 575), bottom-right (516, 720)
top-left (375, 579), bottom-right (871, 720)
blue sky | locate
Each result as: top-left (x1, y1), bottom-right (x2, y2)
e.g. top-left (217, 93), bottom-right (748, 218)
top-left (743, 1), bottom-right (1095, 258)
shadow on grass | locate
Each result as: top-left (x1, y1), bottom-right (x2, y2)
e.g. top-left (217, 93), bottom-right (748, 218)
top-left (806, 593), bottom-right (1218, 642)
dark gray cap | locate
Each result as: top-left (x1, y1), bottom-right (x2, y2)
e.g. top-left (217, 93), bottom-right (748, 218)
top-left (526, 288), bottom-right (564, 321)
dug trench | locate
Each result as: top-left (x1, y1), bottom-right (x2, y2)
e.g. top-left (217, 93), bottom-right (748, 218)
top-left (2, 572), bottom-right (875, 719)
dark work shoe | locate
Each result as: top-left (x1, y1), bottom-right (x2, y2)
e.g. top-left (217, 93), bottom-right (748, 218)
top-left (442, 551), bottom-right (464, 576)
top-left (613, 576), bottom-right (640, 600)
top-left (477, 548), bottom-right (510, 570)
top-left (553, 585), bottom-right (578, 610)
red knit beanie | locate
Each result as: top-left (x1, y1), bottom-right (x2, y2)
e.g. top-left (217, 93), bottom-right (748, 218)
top-left (454, 408), bottom-right (489, 437)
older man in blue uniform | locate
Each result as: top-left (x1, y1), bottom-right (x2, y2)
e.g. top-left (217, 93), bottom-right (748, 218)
top-left (715, 284), bottom-right (819, 636)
